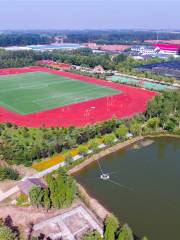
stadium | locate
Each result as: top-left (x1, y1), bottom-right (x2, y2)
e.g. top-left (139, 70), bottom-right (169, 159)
top-left (0, 67), bottom-right (157, 128)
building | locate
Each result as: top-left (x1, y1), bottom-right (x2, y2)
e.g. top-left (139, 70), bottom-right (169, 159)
top-left (18, 178), bottom-right (47, 196)
top-left (32, 204), bottom-right (103, 240)
top-left (85, 43), bottom-right (131, 53)
top-left (131, 45), bottom-right (160, 55)
top-left (54, 36), bottom-right (65, 44)
top-left (153, 44), bottom-right (180, 55)
top-left (93, 65), bottom-right (105, 74)
top-left (136, 60), bottom-right (180, 79)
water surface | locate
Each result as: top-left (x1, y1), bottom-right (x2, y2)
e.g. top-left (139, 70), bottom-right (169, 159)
top-left (75, 137), bottom-right (180, 240)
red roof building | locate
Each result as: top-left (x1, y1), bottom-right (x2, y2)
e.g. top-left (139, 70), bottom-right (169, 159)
top-left (85, 43), bottom-right (131, 52)
top-left (153, 44), bottom-right (180, 53)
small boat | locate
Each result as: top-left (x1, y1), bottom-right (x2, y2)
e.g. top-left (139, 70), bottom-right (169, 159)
top-left (100, 173), bottom-right (110, 180)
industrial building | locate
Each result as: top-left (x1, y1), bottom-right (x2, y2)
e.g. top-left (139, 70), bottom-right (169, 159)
top-left (136, 60), bottom-right (180, 79)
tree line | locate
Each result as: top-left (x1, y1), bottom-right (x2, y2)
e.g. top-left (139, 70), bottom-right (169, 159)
top-left (2, 31), bottom-right (180, 46)
top-left (0, 34), bottom-right (53, 47)
top-left (0, 47), bottom-right (177, 84)
top-left (65, 30), bottom-right (180, 45)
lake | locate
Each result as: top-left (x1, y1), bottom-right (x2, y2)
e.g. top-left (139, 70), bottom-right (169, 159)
top-left (75, 137), bottom-right (180, 240)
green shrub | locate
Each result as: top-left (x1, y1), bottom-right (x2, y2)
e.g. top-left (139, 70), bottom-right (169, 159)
top-left (16, 193), bottom-right (28, 206)
top-left (102, 133), bottom-right (116, 145)
top-left (0, 226), bottom-right (17, 240)
top-left (115, 125), bottom-right (128, 139)
top-left (65, 152), bottom-right (73, 165)
top-left (0, 167), bottom-right (20, 181)
top-left (88, 139), bottom-right (99, 150)
top-left (78, 145), bottom-right (89, 155)
top-left (117, 224), bottom-right (133, 240)
top-left (83, 230), bottom-right (102, 240)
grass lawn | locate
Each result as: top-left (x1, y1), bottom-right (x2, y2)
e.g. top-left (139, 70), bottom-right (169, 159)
top-left (0, 71), bottom-right (120, 115)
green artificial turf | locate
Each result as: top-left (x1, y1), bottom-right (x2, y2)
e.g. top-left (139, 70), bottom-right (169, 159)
top-left (0, 72), bottom-right (120, 115)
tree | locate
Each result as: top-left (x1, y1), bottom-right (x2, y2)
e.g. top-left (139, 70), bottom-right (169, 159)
top-left (88, 139), bottom-right (99, 151)
top-left (45, 168), bottom-right (77, 209)
top-left (104, 215), bottom-right (119, 240)
top-left (129, 121), bottom-right (142, 136)
top-left (102, 133), bottom-right (116, 145)
top-left (113, 54), bottom-right (127, 63)
top-left (117, 224), bottom-right (134, 240)
top-left (31, 237), bottom-right (38, 240)
top-left (29, 186), bottom-right (44, 207)
top-left (164, 119), bottom-right (176, 131)
top-left (0, 167), bottom-right (19, 181)
top-left (82, 230), bottom-right (102, 240)
top-left (147, 117), bottom-right (160, 130)
top-left (43, 188), bottom-right (51, 210)
top-left (65, 152), bottom-right (73, 165)
top-left (115, 125), bottom-right (128, 139)
top-left (141, 237), bottom-right (148, 240)
top-left (78, 145), bottom-right (89, 156)
top-left (0, 226), bottom-right (17, 240)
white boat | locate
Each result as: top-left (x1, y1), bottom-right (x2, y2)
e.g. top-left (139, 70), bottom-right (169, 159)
top-left (100, 173), bottom-right (110, 180)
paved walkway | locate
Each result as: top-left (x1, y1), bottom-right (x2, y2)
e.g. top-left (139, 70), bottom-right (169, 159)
top-left (0, 185), bottom-right (19, 202)
top-left (0, 154), bottom-right (84, 202)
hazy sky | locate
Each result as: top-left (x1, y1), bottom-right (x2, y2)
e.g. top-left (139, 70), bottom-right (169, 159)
top-left (0, 0), bottom-right (180, 30)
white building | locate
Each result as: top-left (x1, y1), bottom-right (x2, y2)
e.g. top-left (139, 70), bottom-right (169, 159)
top-left (131, 45), bottom-right (160, 55)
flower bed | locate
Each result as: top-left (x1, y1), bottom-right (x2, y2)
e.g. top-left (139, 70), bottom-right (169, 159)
top-left (32, 155), bottom-right (65, 171)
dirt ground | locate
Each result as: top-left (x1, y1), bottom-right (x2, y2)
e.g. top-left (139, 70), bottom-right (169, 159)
top-left (0, 200), bottom-right (103, 239)
top-left (0, 180), bottom-right (18, 192)
top-left (0, 160), bottom-right (36, 177)
top-left (0, 160), bottom-right (36, 192)
top-left (0, 200), bottom-right (89, 227)
top-left (0, 205), bottom-right (64, 227)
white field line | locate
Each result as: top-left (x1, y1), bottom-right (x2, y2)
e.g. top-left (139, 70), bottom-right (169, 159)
top-left (34, 85), bottom-right (117, 105)
top-left (0, 100), bottom-right (20, 113)
top-left (0, 77), bottom-right (76, 93)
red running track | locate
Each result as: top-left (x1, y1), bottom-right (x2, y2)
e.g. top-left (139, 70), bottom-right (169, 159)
top-left (0, 67), bottom-right (158, 128)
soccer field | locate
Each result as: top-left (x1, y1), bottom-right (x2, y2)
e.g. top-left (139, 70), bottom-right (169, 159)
top-left (0, 71), bottom-right (120, 115)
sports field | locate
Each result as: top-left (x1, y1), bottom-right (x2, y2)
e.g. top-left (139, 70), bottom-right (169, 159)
top-left (0, 71), bottom-right (120, 115)
top-left (0, 67), bottom-right (158, 128)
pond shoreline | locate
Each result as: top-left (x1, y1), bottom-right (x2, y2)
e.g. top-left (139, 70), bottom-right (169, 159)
top-left (68, 136), bottom-right (144, 175)
top-left (69, 133), bottom-right (180, 176)
top-left (69, 136), bottom-right (144, 223)
top-left (69, 133), bottom-right (180, 224)
top-left (77, 183), bottom-right (111, 222)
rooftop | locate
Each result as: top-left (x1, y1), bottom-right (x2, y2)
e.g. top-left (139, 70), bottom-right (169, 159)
top-left (18, 178), bottom-right (47, 195)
